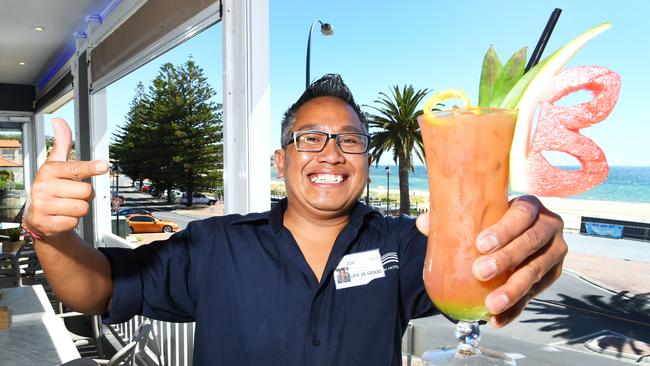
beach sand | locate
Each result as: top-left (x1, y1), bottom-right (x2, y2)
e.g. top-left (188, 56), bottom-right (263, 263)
top-left (537, 196), bottom-right (650, 231)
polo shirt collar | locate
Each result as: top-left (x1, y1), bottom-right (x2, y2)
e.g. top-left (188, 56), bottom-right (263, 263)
top-left (266, 198), bottom-right (384, 234)
top-left (231, 198), bottom-right (385, 234)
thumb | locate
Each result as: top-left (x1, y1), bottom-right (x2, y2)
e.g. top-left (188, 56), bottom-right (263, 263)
top-left (48, 118), bottom-right (72, 162)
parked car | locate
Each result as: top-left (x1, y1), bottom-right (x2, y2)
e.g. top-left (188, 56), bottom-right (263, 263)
top-left (126, 214), bottom-right (179, 234)
top-left (112, 207), bottom-right (153, 216)
top-left (160, 189), bottom-right (183, 200)
top-left (140, 182), bottom-right (152, 193)
top-left (180, 193), bottom-right (217, 206)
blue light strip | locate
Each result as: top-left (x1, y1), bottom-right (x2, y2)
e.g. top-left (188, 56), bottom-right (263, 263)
top-left (37, 0), bottom-right (121, 89)
top-left (101, 0), bottom-right (121, 19)
top-left (38, 46), bottom-right (75, 89)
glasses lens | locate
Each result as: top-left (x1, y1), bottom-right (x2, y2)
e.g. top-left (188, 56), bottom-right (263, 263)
top-left (295, 132), bottom-right (326, 151)
top-left (338, 134), bottom-right (368, 153)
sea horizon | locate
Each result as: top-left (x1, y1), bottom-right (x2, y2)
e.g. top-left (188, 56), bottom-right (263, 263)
top-left (271, 165), bottom-right (650, 204)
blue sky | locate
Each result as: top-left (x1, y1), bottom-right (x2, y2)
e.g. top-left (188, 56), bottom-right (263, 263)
top-left (48, 0), bottom-right (650, 166)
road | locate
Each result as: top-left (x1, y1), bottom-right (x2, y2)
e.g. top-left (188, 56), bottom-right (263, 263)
top-left (413, 268), bottom-right (650, 365)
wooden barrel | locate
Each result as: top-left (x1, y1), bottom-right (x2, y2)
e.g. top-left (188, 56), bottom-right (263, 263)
top-left (0, 189), bottom-right (26, 222)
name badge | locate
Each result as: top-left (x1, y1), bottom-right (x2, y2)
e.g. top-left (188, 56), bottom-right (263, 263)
top-left (334, 249), bottom-right (385, 289)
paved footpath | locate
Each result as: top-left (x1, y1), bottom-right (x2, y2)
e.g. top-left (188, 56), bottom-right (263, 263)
top-left (563, 233), bottom-right (650, 297)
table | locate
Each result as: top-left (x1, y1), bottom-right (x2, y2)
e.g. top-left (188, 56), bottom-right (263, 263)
top-left (0, 285), bottom-right (80, 365)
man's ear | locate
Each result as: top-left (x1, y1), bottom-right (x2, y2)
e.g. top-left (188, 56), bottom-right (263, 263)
top-left (274, 149), bottom-right (285, 178)
top-left (367, 154), bottom-right (373, 167)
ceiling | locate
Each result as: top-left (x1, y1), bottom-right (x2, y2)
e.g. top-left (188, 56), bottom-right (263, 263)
top-left (0, 0), bottom-right (111, 87)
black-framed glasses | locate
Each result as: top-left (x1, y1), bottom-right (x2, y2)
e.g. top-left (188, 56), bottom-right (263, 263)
top-left (287, 130), bottom-right (370, 154)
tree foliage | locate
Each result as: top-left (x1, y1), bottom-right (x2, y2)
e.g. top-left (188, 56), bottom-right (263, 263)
top-left (367, 85), bottom-right (429, 214)
top-left (110, 59), bottom-right (223, 205)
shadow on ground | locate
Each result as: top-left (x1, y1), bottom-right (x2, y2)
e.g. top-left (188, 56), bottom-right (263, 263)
top-left (524, 291), bottom-right (650, 359)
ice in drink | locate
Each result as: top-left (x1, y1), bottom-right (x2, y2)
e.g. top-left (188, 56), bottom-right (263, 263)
top-left (418, 108), bottom-right (517, 321)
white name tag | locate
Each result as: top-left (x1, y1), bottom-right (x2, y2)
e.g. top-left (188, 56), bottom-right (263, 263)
top-left (334, 249), bottom-right (385, 289)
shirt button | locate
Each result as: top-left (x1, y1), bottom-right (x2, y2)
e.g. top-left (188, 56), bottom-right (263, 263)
top-left (312, 339), bottom-right (321, 347)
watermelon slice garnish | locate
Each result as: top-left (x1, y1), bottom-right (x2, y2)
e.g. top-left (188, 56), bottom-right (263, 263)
top-left (422, 22), bottom-right (622, 198)
top-left (520, 66), bottom-right (621, 196)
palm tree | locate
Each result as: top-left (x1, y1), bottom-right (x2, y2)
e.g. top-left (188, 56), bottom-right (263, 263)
top-left (367, 85), bottom-right (430, 215)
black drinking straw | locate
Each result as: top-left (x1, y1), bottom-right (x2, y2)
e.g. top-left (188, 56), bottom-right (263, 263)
top-left (525, 8), bottom-right (563, 72)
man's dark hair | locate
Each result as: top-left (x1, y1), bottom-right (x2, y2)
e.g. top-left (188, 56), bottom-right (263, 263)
top-left (280, 74), bottom-right (368, 147)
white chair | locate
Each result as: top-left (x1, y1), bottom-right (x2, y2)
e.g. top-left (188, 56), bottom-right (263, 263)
top-left (132, 320), bottom-right (163, 366)
top-left (94, 341), bottom-right (137, 366)
top-left (61, 313), bottom-right (107, 359)
top-left (63, 320), bottom-right (155, 366)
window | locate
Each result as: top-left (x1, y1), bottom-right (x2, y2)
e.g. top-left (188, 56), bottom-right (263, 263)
top-left (105, 24), bottom-right (223, 241)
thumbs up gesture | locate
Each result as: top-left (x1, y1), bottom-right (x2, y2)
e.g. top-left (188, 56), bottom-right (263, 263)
top-left (24, 118), bottom-right (109, 240)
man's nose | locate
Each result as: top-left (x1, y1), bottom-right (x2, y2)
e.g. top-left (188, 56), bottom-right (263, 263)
top-left (317, 137), bottom-right (345, 163)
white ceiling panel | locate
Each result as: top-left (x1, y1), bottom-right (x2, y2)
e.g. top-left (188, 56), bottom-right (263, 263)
top-left (0, 0), bottom-right (110, 86)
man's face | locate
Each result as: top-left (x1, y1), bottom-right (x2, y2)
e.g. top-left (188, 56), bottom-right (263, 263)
top-left (275, 96), bottom-right (371, 218)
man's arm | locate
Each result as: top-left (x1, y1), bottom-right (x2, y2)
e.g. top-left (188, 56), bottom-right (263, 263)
top-left (35, 232), bottom-right (112, 314)
top-left (24, 118), bottom-right (113, 314)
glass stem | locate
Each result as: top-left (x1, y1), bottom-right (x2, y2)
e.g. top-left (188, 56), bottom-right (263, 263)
top-left (454, 321), bottom-right (481, 357)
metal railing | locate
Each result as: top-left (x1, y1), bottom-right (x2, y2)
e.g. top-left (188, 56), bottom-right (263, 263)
top-left (107, 315), bottom-right (195, 366)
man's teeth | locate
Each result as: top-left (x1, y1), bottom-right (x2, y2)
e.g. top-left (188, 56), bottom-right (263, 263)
top-left (310, 174), bottom-right (344, 183)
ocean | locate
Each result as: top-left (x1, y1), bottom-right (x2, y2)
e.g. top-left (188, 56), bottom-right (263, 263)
top-left (271, 166), bottom-right (650, 204)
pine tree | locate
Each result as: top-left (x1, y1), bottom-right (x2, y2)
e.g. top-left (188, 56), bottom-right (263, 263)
top-left (110, 82), bottom-right (152, 186)
top-left (147, 63), bottom-right (183, 201)
top-left (110, 59), bottom-right (223, 206)
top-left (170, 58), bottom-right (223, 206)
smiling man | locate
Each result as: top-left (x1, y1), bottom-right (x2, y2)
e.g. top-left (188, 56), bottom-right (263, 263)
top-left (24, 74), bottom-right (567, 366)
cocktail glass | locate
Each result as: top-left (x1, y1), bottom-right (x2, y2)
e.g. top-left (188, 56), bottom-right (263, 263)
top-left (418, 108), bottom-right (517, 365)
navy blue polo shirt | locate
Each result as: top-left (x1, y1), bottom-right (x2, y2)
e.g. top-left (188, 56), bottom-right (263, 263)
top-left (99, 199), bottom-right (437, 365)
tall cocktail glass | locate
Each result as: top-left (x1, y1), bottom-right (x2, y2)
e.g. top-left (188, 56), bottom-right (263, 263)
top-left (418, 108), bottom-right (517, 365)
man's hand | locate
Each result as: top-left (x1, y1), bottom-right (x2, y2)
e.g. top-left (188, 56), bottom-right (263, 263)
top-left (24, 118), bottom-right (109, 240)
top-left (416, 195), bottom-right (567, 327)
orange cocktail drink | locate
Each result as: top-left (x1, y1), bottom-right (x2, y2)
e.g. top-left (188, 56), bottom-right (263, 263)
top-left (418, 108), bottom-right (516, 321)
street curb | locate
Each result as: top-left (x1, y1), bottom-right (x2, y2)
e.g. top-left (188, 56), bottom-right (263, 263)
top-left (584, 333), bottom-right (650, 363)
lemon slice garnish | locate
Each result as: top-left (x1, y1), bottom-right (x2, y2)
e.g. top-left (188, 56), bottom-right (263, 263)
top-left (423, 89), bottom-right (471, 114)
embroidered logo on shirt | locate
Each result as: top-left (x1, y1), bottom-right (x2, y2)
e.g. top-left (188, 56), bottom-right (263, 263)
top-left (381, 252), bottom-right (399, 271)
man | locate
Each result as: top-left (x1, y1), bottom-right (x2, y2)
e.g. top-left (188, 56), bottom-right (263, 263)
top-left (25, 74), bottom-right (566, 365)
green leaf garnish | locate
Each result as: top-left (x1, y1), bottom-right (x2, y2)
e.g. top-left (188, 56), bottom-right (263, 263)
top-left (478, 46), bottom-right (502, 107)
top-left (489, 47), bottom-right (526, 107)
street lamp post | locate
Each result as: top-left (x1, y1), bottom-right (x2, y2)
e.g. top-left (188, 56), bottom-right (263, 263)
top-left (385, 166), bottom-right (390, 215)
top-left (306, 19), bottom-right (334, 89)
top-left (112, 164), bottom-right (122, 236)
top-left (365, 179), bottom-right (370, 205)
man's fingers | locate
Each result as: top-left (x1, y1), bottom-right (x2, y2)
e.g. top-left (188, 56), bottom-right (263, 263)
top-left (475, 196), bottom-right (540, 254)
top-left (48, 118), bottom-right (73, 162)
top-left (484, 243), bottom-right (565, 316)
top-left (42, 160), bottom-right (109, 180)
top-left (472, 221), bottom-right (555, 281)
top-left (43, 199), bottom-right (90, 218)
top-left (488, 263), bottom-right (563, 328)
top-left (51, 180), bottom-right (95, 200)
top-left (26, 210), bottom-right (80, 237)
